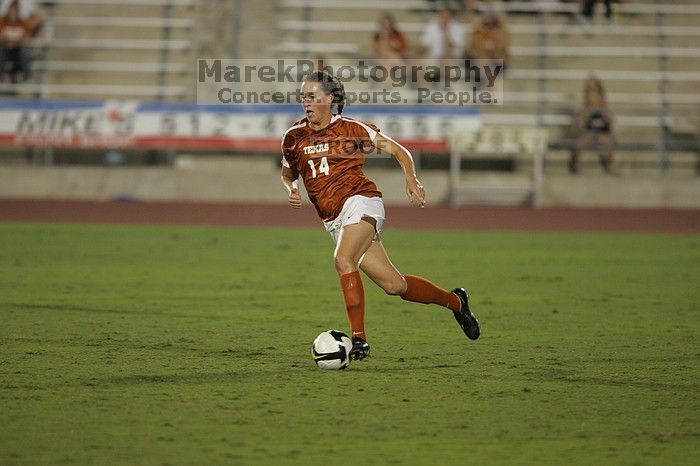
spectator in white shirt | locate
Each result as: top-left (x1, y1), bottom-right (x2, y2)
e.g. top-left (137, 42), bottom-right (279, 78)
top-left (418, 6), bottom-right (466, 60)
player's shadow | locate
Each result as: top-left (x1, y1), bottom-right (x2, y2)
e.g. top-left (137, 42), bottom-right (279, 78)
top-left (84, 363), bottom-right (467, 387)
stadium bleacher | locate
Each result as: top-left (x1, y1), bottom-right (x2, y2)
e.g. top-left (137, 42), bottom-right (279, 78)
top-left (1, 0), bottom-right (199, 100)
top-left (0, 0), bottom-right (697, 190)
top-left (272, 0), bottom-right (699, 171)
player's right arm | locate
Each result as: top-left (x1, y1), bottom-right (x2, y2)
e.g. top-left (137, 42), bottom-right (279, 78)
top-left (280, 128), bottom-right (302, 208)
top-left (281, 165), bottom-right (302, 208)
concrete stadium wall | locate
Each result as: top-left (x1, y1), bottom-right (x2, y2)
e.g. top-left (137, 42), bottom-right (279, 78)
top-left (541, 175), bottom-right (700, 210)
top-left (0, 156), bottom-right (698, 210)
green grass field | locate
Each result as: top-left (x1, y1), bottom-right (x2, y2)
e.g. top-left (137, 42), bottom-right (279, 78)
top-left (0, 222), bottom-right (698, 465)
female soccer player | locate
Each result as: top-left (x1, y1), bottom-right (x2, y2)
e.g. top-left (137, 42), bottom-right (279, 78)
top-left (280, 71), bottom-right (480, 360)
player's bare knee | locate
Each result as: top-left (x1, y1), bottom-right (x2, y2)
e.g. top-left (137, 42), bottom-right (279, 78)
top-left (383, 276), bottom-right (407, 296)
top-left (382, 282), bottom-right (402, 296)
top-left (333, 253), bottom-right (355, 275)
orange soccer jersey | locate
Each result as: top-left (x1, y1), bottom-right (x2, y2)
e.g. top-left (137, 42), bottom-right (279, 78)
top-left (281, 115), bottom-right (383, 222)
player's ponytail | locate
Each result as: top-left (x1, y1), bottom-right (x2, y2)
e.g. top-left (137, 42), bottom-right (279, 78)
top-left (333, 80), bottom-right (346, 115)
top-left (304, 71), bottom-right (346, 115)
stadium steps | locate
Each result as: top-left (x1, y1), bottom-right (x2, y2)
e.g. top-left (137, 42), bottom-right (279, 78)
top-left (450, 173), bottom-right (536, 206)
top-left (232, 0), bottom-right (279, 58)
top-left (30, 0), bottom-right (199, 101)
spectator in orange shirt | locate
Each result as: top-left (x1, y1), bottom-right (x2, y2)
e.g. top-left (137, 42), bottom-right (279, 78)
top-left (466, 12), bottom-right (510, 71)
top-left (372, 12), bottom-right (410, 84)
top-left (373, 13), bottom-right (409, 61)
top-left (0, 0), bottom-right (43, 36)
top-left (0, 0), bottom-right (32, 83)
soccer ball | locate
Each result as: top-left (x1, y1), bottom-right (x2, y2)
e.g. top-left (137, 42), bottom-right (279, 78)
top-left (312, 330), bottom-right (352, 370)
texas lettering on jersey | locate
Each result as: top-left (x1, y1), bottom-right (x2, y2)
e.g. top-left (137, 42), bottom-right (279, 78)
top-left (281, 115), bottom-right (383, 222)
top-left (303, 143), bottom-right (329, 155)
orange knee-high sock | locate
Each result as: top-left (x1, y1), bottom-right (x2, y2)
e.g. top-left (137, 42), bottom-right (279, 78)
top-left (339, 271), bottom-right (366, 340)
top-left (401, 275), bottom-right (461, 312)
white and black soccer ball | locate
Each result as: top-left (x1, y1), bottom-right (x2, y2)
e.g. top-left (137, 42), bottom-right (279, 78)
top-left (312, 330), bottom-right (352, 370)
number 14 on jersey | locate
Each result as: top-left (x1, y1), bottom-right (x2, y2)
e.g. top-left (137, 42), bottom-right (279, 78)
top-left (308, 157), bottom-right (330, 178)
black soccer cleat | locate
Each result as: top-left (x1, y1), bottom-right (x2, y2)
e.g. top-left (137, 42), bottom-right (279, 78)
top-left (349, 337), bottom-right (370, 361)
top-left (451, 288), bottom-right (480, 340)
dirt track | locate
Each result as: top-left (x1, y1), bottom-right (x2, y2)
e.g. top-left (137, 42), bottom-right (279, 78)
top-left (0, 198), bottom-right (698, 234)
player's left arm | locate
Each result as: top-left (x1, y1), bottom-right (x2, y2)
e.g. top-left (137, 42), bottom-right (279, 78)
top-left (375, 133), bottom-right (426, 208)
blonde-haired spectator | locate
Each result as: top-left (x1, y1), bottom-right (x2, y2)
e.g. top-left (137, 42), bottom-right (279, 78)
top-left (569, 75), bottom-right (616, 174)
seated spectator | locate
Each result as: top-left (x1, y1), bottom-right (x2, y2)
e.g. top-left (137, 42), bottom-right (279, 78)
top-left (0, 0), bottom-right (43, 36)
top-left (373, 13), bottom-right (409, 62)
top-left (0, 0), bottom-right (32, 83)
top-left (372, 12), bottom-right (409, 85)
top-left (418, 5), bottom-right (466, 61)
top-left (569, 76), bottom-right (616, 174)
top-left (465, 12), bottom-right (510, 71)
